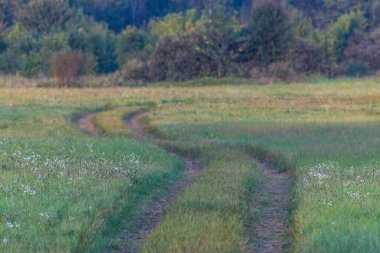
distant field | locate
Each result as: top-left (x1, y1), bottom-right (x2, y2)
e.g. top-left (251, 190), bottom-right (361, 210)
top-left (0, 78), bottom-right (379, 252)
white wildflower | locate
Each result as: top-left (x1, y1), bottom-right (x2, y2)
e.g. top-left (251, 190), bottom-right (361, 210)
top-left (22, 185), bottom-right (36, 195)
top-left (39, 212), bottom-right (50, 219)
top-left (347, 191), bottom-right (360, 199)
top-left (356, 176), bottom-right (365, 184)
top-left (6, 222), bottom-right (19, 229)
top-left (309, 171), bottom-right (329, 180)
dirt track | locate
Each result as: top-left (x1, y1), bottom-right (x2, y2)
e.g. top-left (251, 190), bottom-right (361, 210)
top-left (77, 114), bottom-right (97, 136)
top-left (77, 111), bottom-right (201, 253)
top-left (121, 111), bottom-right (201, 253)
top-left (248, 160), bottom-right (292, 253)
top-left (126, 112), bottom-right (292, 253)
top-left (77, 111), bottom-right (291, 253)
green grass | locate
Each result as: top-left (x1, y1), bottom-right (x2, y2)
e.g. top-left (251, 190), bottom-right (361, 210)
top-left (0, 101), bottom-right (184, 252)
top-left (150, 99), bottom-right (380, 252)
top-left (0, 105), bottom-right (81, 137)
top-left (0, 136), bottom-right (182, 252)
top-left (140, 145), bottom-right (259, 253)
top-left (1, 78), bottom-right (380, 252)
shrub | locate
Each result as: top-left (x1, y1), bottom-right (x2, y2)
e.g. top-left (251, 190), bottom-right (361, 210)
top-left (149, 33), bottom-right (203, 81)
top-left (120, 58), bottom-right (148, 83)
top-left (251, 61), bottom-right (299, 84)
top-left (345, 29), bottom-right (380, 72)
top-left (267, 61), bottom-right (298, 82)
top-left (148, 6), bottom-right (243, 82)
top-left (50, 48), bottom-right (94, 87)
top-left (345, 61), bottom-right (368, 77)
top-left (291, 39), bottom-right (324, 74)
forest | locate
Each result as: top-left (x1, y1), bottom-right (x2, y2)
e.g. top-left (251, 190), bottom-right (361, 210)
top-left (0, 0), bottom-right (380, 85)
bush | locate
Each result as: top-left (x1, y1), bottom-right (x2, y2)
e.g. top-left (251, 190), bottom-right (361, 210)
top-left (345, 29), bottom-right (380, 72)
top-left (345, 61), bottom-right (368, 77)
top-left (251, 61), bottom-right (299, 84)
top-left (50, 48), bottom-right (94, 87)
top-left (267, 61), bottom-right (298, 82)
top-left (148, 6), bottom-right (243, 82)
top-left (120, 58), bottom-right (148, 83)
top-left (291, 39), bottom-right (324, 74)
top-left (149, 33), bottom-right (203, 81)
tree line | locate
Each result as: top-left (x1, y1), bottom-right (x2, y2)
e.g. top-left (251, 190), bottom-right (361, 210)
top-left (0, 0), bottom-right (380, 85)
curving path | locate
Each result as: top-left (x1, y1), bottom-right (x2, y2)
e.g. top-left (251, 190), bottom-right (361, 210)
top-left (76, 110), bottom-right (292, 253)
top-left (77, 110), bottom-right (201, 253)
top-left (122, 111), bottom-right (201, 253)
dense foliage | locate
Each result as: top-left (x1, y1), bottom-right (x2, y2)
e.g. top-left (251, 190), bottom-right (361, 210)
top-left (1, 0), bottom-right (380, 84)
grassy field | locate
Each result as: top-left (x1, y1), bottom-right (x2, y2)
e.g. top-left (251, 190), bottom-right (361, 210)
top-left (0, 77), bottom-right (380, 252)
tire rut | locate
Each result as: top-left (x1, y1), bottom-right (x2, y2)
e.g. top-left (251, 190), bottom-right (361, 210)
top-left (122, 111), bottom-right (201, 253)
top-left (77, 114), bottom-right (98, 136)
top-left (248, 160), bottom-right (292, 253)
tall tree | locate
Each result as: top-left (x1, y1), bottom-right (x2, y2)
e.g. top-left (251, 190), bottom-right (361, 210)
top-left (0, 0), bottom-right (27, 28)
top-left (243, 1), bottom-right (292, 68)
top-left (326, 11), bottom-right (367, 63)
top-left (197, 5), bottom-right (241, 77)
top-left (17, 0), bottom-right (74, 33)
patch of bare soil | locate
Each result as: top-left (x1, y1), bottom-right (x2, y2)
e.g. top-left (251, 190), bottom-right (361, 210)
top-left (249, 161), bottom-right (292, 253)
top-left (77, 114), bottom-right (97, 136)
top-left (125, 111), bottom-right (152, 139)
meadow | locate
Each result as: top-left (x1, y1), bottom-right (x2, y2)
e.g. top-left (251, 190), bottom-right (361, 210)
top-left (0, 77), bottom-right (379, 252)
